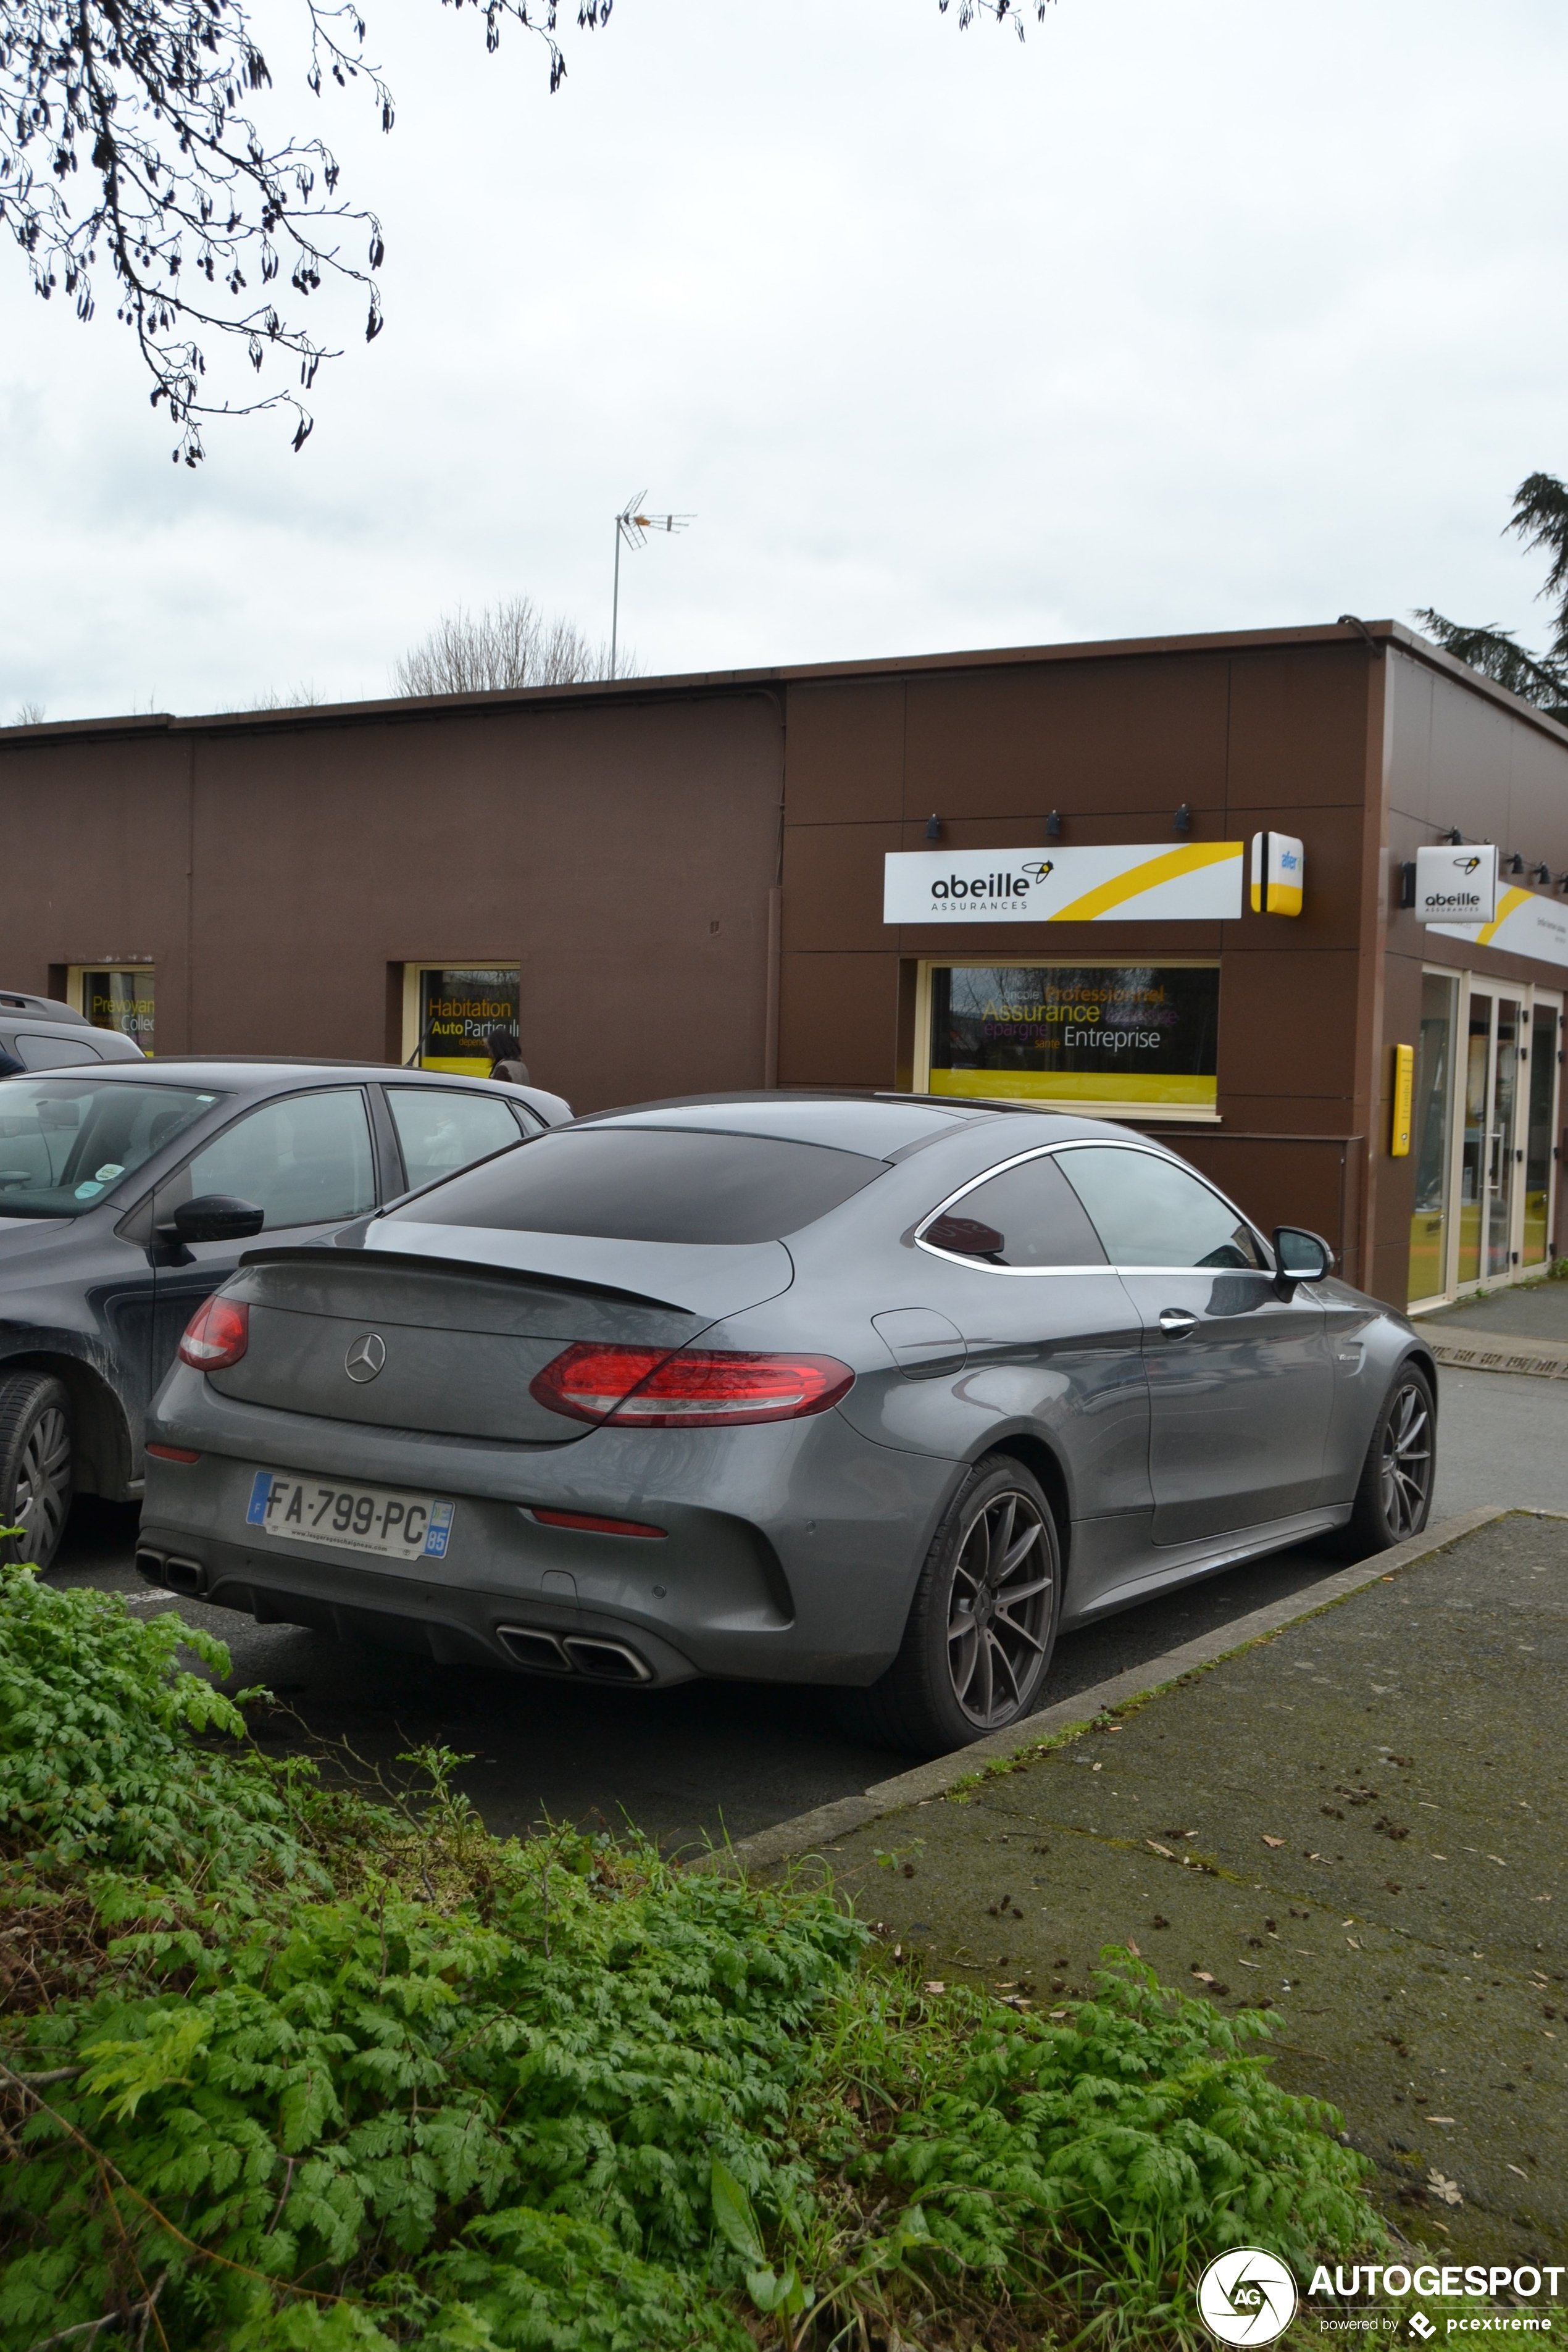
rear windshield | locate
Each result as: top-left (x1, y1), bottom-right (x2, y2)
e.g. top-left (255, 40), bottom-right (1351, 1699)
top-left (0, 1078), bottom-right (222, 1219)
top-left (390, 1125), bottom-right (884, 1244)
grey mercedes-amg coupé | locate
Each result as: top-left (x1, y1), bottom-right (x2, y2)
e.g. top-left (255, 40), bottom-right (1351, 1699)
top-left (141, 1094), bottom-right (1437, 1756)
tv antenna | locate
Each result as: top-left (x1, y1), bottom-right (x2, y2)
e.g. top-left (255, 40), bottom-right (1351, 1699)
top-left (611, 493), bottom-right (693, 680)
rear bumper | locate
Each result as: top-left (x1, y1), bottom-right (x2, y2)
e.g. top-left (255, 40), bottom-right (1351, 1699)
top-left (143, 1363), bottom-right (959, 1688)
top-left (135, 1528), bottom-right (704, 1686)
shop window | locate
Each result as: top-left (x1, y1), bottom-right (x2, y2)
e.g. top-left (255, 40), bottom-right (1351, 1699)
top-left (401, 965), bottom-right (520, 1076)
top-left (72, 966), bottom-right (154, 1054)
top-left (920, 964), bottom-right (1219, 1117)
top-left (1408, 972), bottom-right (1457, 1304)
top-left (1523, 1001), bottom-right (1561, 1267)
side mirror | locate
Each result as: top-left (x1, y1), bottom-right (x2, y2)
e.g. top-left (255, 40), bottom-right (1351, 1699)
top-left (173, 1194), bottom-right (266, 1244)
top-left (1273, 1225), bottom-right (1332, 1298)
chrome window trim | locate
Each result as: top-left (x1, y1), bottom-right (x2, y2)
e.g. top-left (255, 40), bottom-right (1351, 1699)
top-left (914, 1138), bottom-right (1272, 1278)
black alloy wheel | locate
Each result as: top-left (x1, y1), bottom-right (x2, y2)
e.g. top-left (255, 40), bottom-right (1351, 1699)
top-left (837, 1454), bottom-right (1062, 1758)
top-left (1345, 1362), bottom-right (1435, 1554)
top-left (0, 1372), bottom-right (73, 1572)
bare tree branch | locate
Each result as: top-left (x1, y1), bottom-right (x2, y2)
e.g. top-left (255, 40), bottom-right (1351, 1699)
top-left (2, 0), bottom-right (1048, 462)
top-left (393, 594), bottom-right (632, 694)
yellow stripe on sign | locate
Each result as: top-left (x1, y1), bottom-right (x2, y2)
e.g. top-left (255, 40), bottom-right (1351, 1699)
top-left (1046, 839), bottom-right (1241, 924)
top-left (1477, 885), bottom-right (1531, 946)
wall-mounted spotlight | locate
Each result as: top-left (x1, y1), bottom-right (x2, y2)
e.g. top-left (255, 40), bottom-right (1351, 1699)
top-left (1173, 804), bottom-right (1192, 835)
top-left (1045, 809), bottom-right (1063, 838)
top-left (925, 813), bottom-right (941, 843)
top-left (1445, 826), bottom-right (1464, 845)
top-left (1536, 863), bottom-right (1553, 887)
top-left (1509, 851), bottom-right (1525, 876)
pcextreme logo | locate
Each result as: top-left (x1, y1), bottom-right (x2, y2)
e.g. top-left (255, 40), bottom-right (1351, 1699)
top-left (1198, 2250), bottom-right (1299, 2344)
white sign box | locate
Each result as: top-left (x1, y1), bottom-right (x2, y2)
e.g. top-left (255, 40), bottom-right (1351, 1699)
top-left (1414, 844), bottom-right (1498, 925)
top-left (883, 842), bottom-right (1244, 926)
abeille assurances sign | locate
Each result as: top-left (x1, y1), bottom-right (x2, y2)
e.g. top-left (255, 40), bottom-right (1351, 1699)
top-left (1414, 844), bottom-right (1498, 924)
top-left (883, 841), bottom-right (1245, 925)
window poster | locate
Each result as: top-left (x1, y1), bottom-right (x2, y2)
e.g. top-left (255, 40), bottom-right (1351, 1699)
top-left (83, 969), bottom-right (155, 1054)
top-left (927, 964), bottom-right (1219, 1111)
top-left (416, 967), bottom-right (520, 1075)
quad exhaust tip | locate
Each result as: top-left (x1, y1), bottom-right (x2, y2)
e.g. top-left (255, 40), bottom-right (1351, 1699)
top-left (496, 1624), bottom-right (652, 1683)
top-left (136, 1548), bottom-right (205, 1597)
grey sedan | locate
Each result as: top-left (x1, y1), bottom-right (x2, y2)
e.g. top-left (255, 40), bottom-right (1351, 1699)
top-left (0, 1061), bottom-right (570, 1567)
top-left (141, 1095), bottom-right (1436, 1757)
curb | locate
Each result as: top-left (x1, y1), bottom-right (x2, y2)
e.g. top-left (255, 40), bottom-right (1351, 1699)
top-left (1429, 1335), bottom-right (1568, 1380)
top-left (688, 1505), bottom-right (1517, 1877)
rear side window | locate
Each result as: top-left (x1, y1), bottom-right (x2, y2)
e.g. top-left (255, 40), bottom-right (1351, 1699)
top-left (394, 1126), bottom-right (884, 1244)
top-left (920, 1153), bottom-right (1107, 1268)
top-left (387, 1087), bottom-right (526, 1191)
top-left (14, 1030), bottom-right (102, 1070)
top-left (1056, 1145), bottom-right (1264, 1269)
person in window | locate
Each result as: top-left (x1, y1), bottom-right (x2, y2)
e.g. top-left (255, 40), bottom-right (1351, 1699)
top-left (485, 1028), bottom-right (531, 1085)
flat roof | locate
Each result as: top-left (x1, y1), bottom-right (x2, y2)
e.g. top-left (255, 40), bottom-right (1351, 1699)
top-left (6, 615), bottom-right (1566, 751)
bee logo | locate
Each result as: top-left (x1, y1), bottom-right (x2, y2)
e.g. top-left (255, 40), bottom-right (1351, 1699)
top-left (1453, 856), bottom-right (1482, 875)
top-left (1019, 860), bottom-right (1055, 883)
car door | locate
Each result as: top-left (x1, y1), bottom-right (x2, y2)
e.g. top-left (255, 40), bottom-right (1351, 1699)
top-left (830, 1147), bottom-right (1153, 1614)
top-left (149, 1087), bottom-right (380, 1392)
top-left (380, 1084), bottom-right (535, 1198)
top-left (1053, 1141), bottom-right (1333, 1546)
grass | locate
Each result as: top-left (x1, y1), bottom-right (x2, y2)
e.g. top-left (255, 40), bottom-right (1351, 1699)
top-left (0, 1554), bottom-right (1394, 2351)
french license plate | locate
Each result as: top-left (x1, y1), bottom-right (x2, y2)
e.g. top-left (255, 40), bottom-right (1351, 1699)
top-left (245, 1470), bottom-right (454, 1561)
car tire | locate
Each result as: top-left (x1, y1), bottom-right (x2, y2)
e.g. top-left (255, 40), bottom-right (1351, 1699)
top-left (836, 1454), bottom-right (1062, 1759)
top-left (1342, 1360), bottom-right (1435, 1556)
top-left (0, 1372), bottom-right (73, 1572)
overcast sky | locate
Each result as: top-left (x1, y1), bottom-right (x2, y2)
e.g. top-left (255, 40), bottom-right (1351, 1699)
top-left (2, 0), bottom-right (1565, 722)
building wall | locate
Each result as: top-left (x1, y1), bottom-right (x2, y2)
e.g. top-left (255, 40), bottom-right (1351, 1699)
top-left (1377, 646), bottom-right (1568, 1297)
top-left (777, 638), bottom-right (1385, 1279)
top-left (0, 691), bottom-right (783, 1111)
top-left (7, 625), bottom-right (1568, 1307)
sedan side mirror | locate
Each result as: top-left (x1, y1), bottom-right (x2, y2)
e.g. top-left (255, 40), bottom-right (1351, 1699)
top-left (173, 1194), bottom-right (266, 1244)
top-left (1273, 1224), bottom-right (1332, 1298)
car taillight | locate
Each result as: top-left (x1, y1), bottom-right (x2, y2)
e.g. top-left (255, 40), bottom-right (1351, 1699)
top-left (178, 1295), bottom-right (249, 1370)
top-left (530, 1342), bottom-right (854, 1428)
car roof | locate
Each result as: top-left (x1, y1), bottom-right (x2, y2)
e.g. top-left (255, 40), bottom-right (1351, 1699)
top-left (572, 1091), bottom-right (1106, 1160)
top-left (6, 1059), bottom-right (540, 1097)
top-left (0, 991), bottom-right (93, 1028)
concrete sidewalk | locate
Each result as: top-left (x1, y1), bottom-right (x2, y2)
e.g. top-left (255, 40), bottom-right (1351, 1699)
top-left (777, 1513), bottom-right (1567, 2266)
top-left (1417, 1275), bottom-right (1568, 1379)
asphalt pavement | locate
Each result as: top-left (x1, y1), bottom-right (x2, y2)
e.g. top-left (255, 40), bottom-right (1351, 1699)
top-left (44, 1359), bottom-right (1564, 1855)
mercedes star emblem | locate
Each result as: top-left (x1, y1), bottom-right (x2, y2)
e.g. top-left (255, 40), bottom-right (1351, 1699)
top-left (344, 1332), bottom-right (387, 1383)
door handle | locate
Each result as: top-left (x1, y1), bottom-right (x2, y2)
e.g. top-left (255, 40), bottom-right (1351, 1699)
top-left (1158, 1308), bottom-right (1199, 1338)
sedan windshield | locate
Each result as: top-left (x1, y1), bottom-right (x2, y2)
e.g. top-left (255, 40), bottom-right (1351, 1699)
top-left (0, 1078), bottom-right (223, 1219)
top-left (390, 1125), bottom-right (885, 1244)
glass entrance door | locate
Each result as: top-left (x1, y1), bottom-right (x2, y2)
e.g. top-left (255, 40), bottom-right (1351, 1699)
top-left (1487, 998), bottom-right (1523, 1280)
top-left (1457, 992), bottom-right (1491, 1287)
top-left (1523, 998), bottom-right (1562, 1268)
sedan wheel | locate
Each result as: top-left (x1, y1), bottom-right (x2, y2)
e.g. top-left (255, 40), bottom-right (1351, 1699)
top-left (0, 1374), bottom-right (74, 1572)
top-left (946, 1486), bottom-right (1056, 1730)
top-left (1345, 1362), bottom-right (1435, 1555)
top-left (839, 1454), bottom-right (1062, 1758)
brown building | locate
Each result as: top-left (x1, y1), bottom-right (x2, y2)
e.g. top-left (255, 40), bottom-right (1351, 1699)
top-left (4, 615), bottom-right (1566, 1312)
